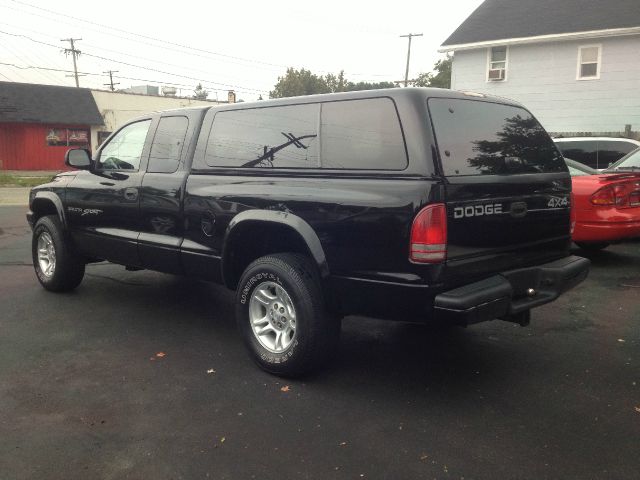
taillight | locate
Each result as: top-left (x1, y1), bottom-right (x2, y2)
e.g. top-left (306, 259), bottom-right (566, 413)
top-left (591, 182), bottom-right (640, 208)
top-left (410, 203), bottom-right (447, 263)
top-left (591, 186), bottom-right (615, 206)
top-left (613, 185), bottom-right (627, 206)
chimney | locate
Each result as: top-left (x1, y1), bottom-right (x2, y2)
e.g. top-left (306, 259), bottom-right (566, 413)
top-left (228, 90), bottom-right (236, 103)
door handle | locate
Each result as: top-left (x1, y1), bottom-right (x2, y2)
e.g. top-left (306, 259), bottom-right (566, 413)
top-left (100, 181), bottom-right (115, 186)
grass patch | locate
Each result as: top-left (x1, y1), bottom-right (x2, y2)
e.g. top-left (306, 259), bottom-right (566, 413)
top-left (0, 174), bottom-right (53, 188)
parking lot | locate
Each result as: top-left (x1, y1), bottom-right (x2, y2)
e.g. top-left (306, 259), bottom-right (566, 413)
top-left (1, 204), bottom-right (638, 479)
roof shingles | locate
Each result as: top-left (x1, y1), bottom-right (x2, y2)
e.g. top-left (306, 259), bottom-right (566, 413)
top-left (442, 0), bottom-right (640, 46)
top-left (0, 82), bottom-right (103, 125)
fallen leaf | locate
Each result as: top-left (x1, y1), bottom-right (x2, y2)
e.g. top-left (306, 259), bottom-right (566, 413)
top-left (156, 352), bottom-right (166, 357)
top-left (149, 357), bottom-right (155, 361)
top-left (280, 385), bottom-right (290, 392)
top-left (339, 442), bottom-right (347, 446)
top-left (420, 454), bottom-right (429, 461)
top-left (617, 339), bottom-right (625, 343)
top-left (207, 369), bottom-right (216, 374)
top-left (220, 437), bottom-right (226, 443)
top-left (634, 406), bottom-right (640, 413)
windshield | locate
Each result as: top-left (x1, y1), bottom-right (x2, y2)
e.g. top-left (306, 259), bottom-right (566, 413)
top-left (606, 147), bottom-right (640, 171)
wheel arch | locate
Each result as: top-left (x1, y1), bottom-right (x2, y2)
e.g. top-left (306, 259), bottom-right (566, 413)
top-left (31, 192), bottom-right (67, 229)
top-left (222, 210), bottom-right (329, 290)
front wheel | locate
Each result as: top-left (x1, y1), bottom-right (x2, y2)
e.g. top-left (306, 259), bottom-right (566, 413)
top-left (32, 215), bottom-right (85, 292)
top-left (235, 253), bottom-right (338, 377)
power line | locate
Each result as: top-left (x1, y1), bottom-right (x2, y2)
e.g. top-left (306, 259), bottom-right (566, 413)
top-left (0, 30), bottom-right (268, 93)
top-left (0, 60), bottom-right (243, 97)
top-left (8, 0), bottom-right (285, 69)
top-left (0, 20), bottom-right (277, 87)
top-left (0, 41), bottom-right (62, 85)
top-left (1, 2), bottom-right (397, 79)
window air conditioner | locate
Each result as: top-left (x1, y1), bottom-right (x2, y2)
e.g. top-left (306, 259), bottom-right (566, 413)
top-left (488, 69), bottom-right (505, 80)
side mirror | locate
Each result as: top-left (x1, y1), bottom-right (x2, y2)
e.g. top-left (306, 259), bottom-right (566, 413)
top-left (65, 148), bottom-right (92, 170)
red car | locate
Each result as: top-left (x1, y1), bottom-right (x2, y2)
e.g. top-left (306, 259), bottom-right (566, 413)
top-left (566, 155), bottom-right (640, 250)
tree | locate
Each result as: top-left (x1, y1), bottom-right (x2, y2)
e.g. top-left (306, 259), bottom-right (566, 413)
top-left (414, 54), bottom-right (452, 89)
top-left (468, 115), bottom-right (561, 174)
top-left (346, 81), bottom-right (396, 91)
top-left (193, 83), bottom-right (209, 100)
top-left (270, 68), bottom-right (331, 98)
top-left (270, 68), bottom-right (397, 98)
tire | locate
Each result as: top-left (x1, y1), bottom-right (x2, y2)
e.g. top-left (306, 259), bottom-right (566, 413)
top-left (575, 242), bottom-right (610, 251)
top-left (32, 215), bottom-right (85, 292)
top-left (235, 253), bottom-right (338, 377)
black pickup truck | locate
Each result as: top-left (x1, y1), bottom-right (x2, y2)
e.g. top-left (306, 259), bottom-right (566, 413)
top-left (27, 88), bottom-right (590, 376)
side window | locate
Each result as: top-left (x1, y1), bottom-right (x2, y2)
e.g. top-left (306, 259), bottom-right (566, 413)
top-left (577, 45), bottom-right (601, 80)
top-left (99, 120), bottom-right (151, 171)
top-left (205, 104), bottom-right (319, 168)
top-left (320, 98), bottom-right (407, 170)
top-left (148, 116), bottom-right (189, 173)
top-left (556, 141), bottom-right (598, 169)
top-left (487, 46), bottom-right (507, 81)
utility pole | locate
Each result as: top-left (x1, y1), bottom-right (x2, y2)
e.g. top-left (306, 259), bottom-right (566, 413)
top-left (61, 38), bottom-right (82, 87)
top-left (103, 70), bottom-right (119, 91)
top-left (400, 33), bottom-right (423, 87)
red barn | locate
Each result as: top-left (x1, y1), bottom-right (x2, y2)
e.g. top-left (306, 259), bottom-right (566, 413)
top-left (0, 82), bottom-right (103, 171)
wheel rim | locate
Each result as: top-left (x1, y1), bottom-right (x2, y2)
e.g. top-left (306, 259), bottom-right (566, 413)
top-left (37, 231), bottom-right (56, 278)
top-left (249, 281), bottom-right (297, 353)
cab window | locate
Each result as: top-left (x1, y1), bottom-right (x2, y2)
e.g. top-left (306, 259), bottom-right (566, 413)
top-left (99, 120), bottom-right (151, 170)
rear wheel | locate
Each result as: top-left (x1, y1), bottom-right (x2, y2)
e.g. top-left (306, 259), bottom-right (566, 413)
top-left (235, 253), bottom-right (338, 377)
top-left (575, 242), bottom-right (610, 251)
top-left (32, 215), bottom-right (85, 292)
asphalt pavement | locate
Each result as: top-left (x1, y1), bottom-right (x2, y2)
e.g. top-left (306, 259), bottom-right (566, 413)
top-left (0, 205), bottom-right (638, 480)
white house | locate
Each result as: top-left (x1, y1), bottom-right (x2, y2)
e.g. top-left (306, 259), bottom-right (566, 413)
top-left (440, 0), bottom-right (640, 137)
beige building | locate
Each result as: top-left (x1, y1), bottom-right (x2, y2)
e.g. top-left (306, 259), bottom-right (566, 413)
top-left (89, 89), bottom-right (225, 148)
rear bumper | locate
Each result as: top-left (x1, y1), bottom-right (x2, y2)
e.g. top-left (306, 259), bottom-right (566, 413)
top-left (433, 255), bottom-right (590, 325)
top-left (573, 220), bottom-right (640, 242)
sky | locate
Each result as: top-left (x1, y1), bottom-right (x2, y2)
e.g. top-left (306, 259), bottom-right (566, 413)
top-left (0, 0), bottom-right (484, 101)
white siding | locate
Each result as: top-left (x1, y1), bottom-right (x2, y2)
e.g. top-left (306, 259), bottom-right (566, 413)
top-left (450, 35), bottom-right (640, 133)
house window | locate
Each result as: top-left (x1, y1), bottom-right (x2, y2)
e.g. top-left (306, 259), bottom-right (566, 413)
top-left (487, 46), bottom-right (507, 81)
top-left (577, 45), bottom-right (601, 80)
